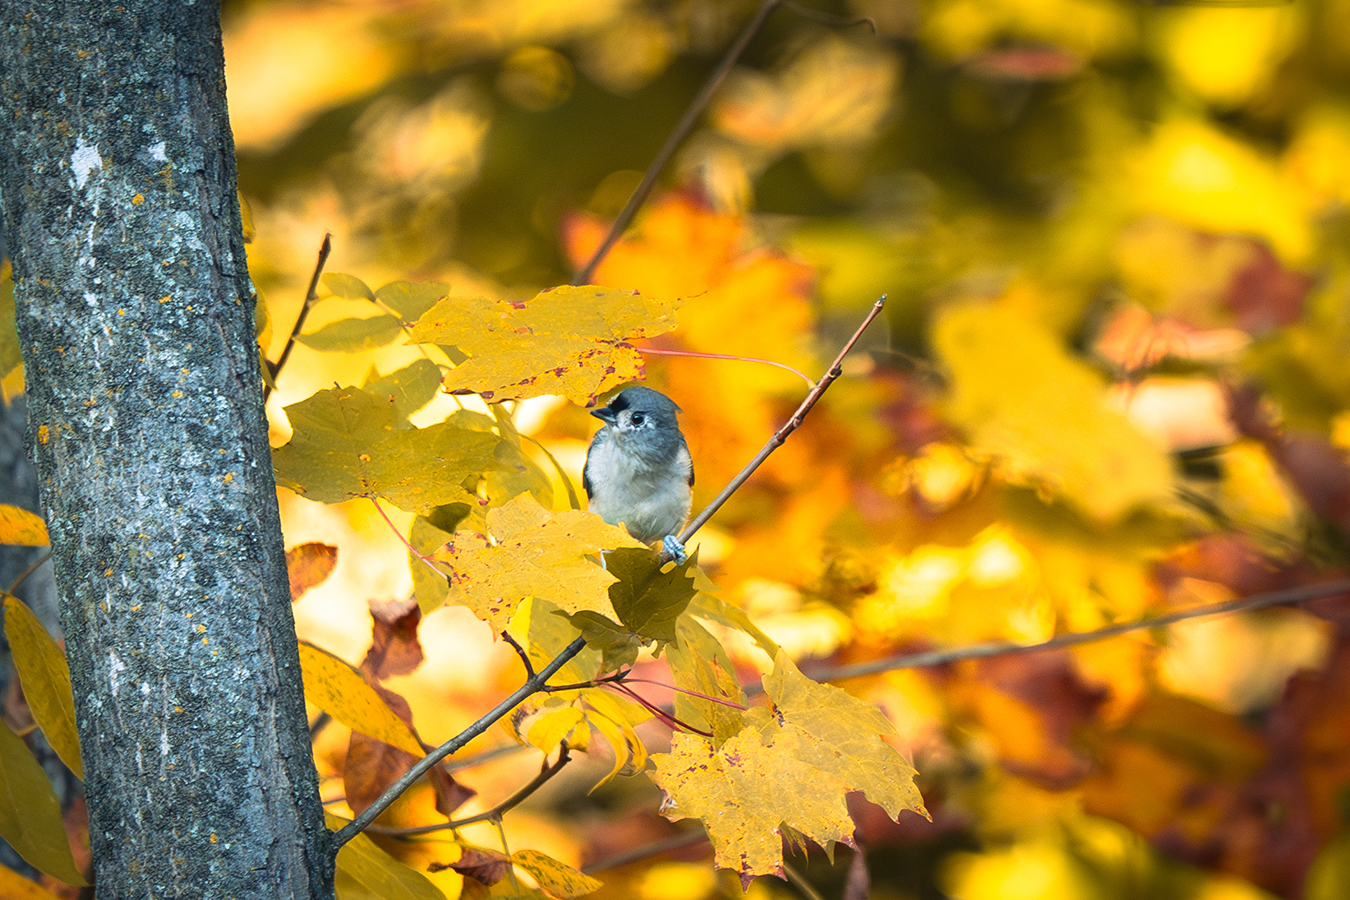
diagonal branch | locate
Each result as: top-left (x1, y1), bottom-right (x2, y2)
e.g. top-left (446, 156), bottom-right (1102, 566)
top-left (3, 547), bottom-right (52, 598)
top-left (570, 0), bottom-right (783, 285)
top-left (788, 577), bottom-right (1350, 688)
top-left (673, 296), bottom-right (886, 553)
top-left (329, 635), bottom-right (588, 850)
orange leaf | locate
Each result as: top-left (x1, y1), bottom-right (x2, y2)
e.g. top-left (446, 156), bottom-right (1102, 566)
top-left (0, 504), bottom-right (48, 546)
top-left (285, 542), bottom-right (337, 602)
top-left (445, 846), bottom-right (511, 886)
top-left (360, 597), bottom-right (424, 681)
top-left (0, 863), bottom-right (67, 900)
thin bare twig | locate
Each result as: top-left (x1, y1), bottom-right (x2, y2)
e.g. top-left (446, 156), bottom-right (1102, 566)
top-left (361, 747), bottom-right (572, 837)
top-left (674, 296), bottom-right (886, 552)
top-left (792, 577), bottom-right (1350, 686)
top-left (582, 829), bottom-right (709, 875)
top-left (264, 232), bottom-right (332, 401)
top-left (570, 0), bottom-right (783, 285)
top-left (501, 631), bottom-right (536, 680)
top-left (3, 547), bottom-right (52, 598)
top-left (329, 636), bottom-right (588, 850)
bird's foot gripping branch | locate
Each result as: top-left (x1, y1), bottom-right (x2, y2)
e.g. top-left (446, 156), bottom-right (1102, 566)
top-left (268, 271), bottom-right (923, 892)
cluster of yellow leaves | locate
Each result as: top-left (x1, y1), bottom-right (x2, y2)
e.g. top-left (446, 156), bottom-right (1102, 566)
top-left (264, 253), bottom-right (933, 891)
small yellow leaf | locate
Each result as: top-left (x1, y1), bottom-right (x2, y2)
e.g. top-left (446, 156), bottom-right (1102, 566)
top-left (526, 707), bottom-right (586, 754)
top-left (0, 505), bottom-right (48, 546)
top-left (3, 597), bottom-right (81, 779)
top-left (327, 812), bottom-right (446, 900)
top-left (584, 690), bottom-right (648, 790)
top-left (0, 862), bottom-right (68, 900)
top-left (298, 643), bottom-right (423, 756)
top-left (409, 516), bottom-right (454, 615)
top-left (510, 849), bottom-right (603, 898)
top-left (0, 720), bottom-right (87, 885)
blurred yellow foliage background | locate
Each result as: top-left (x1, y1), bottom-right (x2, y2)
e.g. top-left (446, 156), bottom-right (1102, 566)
top-left (214, 0), bottom-right (1350, 897)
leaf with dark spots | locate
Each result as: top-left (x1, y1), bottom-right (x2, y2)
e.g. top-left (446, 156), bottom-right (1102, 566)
top-left (405, 286), bottom-right (679, 404)
top-left (650, 654), bottom-right (926, 885)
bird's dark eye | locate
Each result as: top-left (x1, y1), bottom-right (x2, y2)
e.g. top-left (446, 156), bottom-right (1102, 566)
top-left (630, 412), bottom-right (646, 426)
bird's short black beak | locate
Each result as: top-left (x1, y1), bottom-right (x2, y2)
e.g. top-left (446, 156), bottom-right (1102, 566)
top-left (591, 407), bottom-right (617, 424)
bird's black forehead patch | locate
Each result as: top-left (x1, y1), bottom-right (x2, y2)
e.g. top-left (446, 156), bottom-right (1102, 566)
top-left (607, 392), bottom-right (631, 413)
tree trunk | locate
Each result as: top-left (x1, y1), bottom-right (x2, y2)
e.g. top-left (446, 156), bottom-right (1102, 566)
top-left (0, 3), bottom-right (332, 898)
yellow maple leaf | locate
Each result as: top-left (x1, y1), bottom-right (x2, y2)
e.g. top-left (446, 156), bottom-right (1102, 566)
top-left (441, 494), bottom-right (646, 631)
top-left (405, 285), bottom-right (679, 406)
top-left (654, 727), bottom-right (857, 885)
top-left (651, 654), bottom-right (926, 886)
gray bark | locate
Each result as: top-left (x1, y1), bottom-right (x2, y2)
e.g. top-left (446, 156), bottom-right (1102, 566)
top-left (0, 3), bottom-right (332, 898)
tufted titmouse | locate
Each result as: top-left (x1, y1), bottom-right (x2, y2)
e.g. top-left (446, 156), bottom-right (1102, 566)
top-left (583, 386), bottom-right (694, 562)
